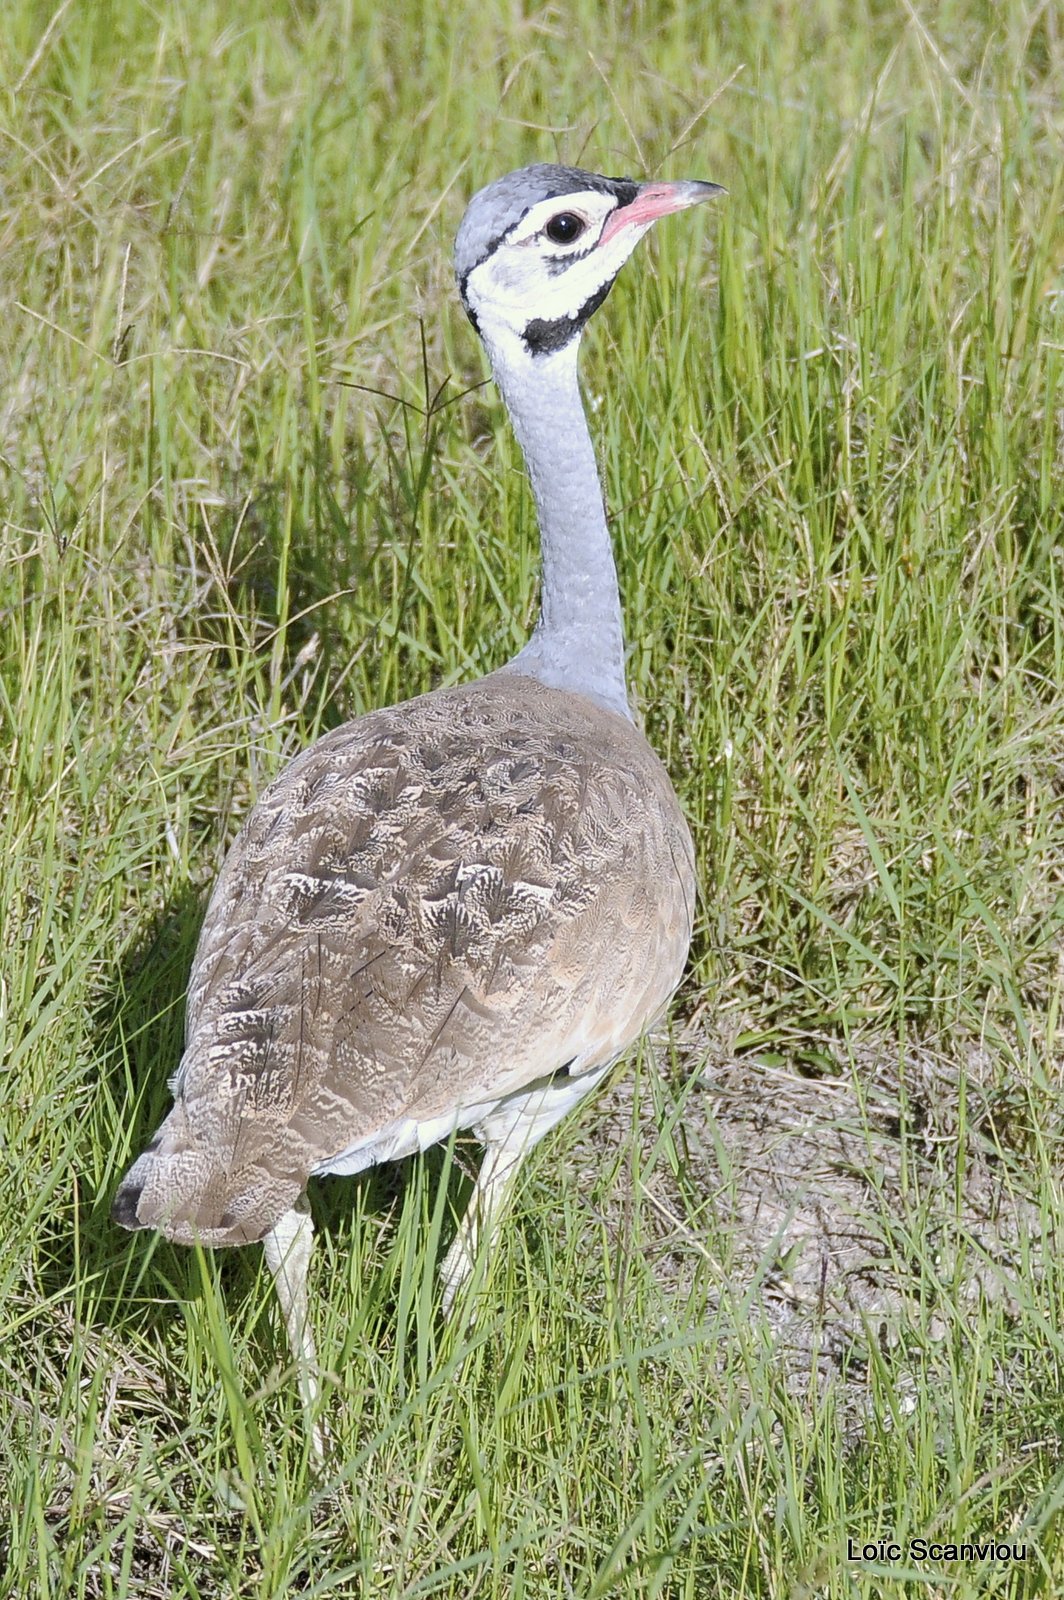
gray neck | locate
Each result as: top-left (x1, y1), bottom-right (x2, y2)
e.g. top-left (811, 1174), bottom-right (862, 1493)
top-left (485, 335), bottom-right (631, 720)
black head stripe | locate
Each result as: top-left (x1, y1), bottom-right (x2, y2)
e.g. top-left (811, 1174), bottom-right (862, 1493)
top-left (605, 177), bottom-right (640, 207)
top-left (544, 243), bottom-right (598, 277)
top-left (522, 275), bottom-right (618, 356)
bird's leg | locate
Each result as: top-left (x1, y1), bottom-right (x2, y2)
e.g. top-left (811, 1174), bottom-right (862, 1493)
top-left (438, 1140), bottom-right (528, 1315)
top-left (439, 1066), bottom-right (615, 1314)
top-left (262, 1193), bottom-right (324, 1462)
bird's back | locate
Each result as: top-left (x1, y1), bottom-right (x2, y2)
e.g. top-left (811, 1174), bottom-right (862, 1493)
top-left (121, 673), bottom-right (694, 1247)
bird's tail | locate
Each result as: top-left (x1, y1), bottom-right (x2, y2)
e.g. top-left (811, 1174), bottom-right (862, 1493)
top-left (111, 1099), bottom-right (298, 1248)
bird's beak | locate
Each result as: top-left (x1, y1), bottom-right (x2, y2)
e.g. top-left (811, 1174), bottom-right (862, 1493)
top-left (598, 178), bottom-right (725, 249)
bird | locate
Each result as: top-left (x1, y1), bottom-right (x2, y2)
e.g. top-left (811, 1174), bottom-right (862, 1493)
top-left (113, 161), bottom-right (720, 1452)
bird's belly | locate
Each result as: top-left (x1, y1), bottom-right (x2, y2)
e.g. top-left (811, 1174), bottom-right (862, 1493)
top-left (313, 1048), bottom-right (618, 1181)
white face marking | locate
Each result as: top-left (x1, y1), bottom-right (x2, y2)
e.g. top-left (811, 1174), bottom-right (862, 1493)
top-left (505, 189), bottom-right (618, 256)
top-left (463, 188), bottom-right (660, 356)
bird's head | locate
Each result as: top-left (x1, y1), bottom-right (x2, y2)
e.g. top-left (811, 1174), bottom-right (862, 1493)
top-left (455, 163), bottom-right (723, 365)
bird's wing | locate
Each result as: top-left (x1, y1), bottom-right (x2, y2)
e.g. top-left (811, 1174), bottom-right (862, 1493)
top-left (137, 676), bottom-right (692, 1244)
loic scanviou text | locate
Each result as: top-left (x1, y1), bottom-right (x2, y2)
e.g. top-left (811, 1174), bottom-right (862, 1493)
top-left (847, 1538), bottom-right (1028, 1563)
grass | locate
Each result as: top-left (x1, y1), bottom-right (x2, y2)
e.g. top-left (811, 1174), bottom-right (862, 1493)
top-left (1, 0), bottom-right (1063, 1593)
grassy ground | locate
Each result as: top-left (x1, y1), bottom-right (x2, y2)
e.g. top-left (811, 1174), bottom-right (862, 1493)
top-left (2, 0), bottom-right (1063, 1594)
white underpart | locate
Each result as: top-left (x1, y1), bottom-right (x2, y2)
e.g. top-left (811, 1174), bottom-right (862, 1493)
top-left (314, 1053), bottom-right (616, 1179)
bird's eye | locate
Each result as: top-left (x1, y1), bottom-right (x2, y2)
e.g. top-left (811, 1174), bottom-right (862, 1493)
top-left (544, 212), bottom-right (586, 246)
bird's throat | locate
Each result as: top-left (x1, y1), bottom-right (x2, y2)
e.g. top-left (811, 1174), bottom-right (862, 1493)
top-left (488, 337), bottom-right (631, 719)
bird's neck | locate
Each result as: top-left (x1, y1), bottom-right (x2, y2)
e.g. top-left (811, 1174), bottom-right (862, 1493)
top-left (486, 335), bottom-right (631, 720)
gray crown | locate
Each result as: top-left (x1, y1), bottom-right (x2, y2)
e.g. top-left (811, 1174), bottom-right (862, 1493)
top-left (454, 163), bottom-right (639, 290)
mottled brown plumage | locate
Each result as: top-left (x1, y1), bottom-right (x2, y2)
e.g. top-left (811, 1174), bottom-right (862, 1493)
top-left (122, 674), bottom-right (694, 1246)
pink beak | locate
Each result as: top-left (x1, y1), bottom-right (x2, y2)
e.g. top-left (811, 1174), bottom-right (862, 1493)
top-left (598, 178), bottom-right (724, 249)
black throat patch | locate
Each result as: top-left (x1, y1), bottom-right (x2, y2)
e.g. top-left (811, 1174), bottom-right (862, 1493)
top-left (522, 274), bottom-right (619, 356)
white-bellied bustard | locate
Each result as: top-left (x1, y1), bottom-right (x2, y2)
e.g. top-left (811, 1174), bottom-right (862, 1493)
top-left (114, 163), bottom-right (721, 1454)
